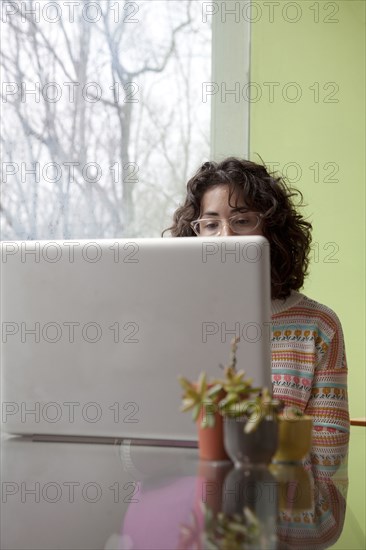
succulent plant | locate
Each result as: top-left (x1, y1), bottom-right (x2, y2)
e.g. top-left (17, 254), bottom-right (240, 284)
top-left (280, 405), bottom-right (304, 420)
top-left (217, 338), bottom-right (282, 433)
top-left (178, 372), bottom-right (223, 428)
top-left (242, 387), bottom-right (283, 434)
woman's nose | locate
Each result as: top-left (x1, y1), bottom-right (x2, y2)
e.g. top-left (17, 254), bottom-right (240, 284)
top-left (220, 221), bottom-right (235, 237)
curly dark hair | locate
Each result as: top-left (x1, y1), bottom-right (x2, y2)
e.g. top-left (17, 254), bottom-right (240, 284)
top-left (163, 157), bottom-right (312, 300)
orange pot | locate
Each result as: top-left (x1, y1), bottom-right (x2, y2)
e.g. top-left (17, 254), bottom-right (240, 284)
top-left (196, 404), bottom-right (229, 461)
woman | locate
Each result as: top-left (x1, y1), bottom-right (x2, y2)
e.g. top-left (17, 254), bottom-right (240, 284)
top-left (164, 157), bottom-right (350, 449)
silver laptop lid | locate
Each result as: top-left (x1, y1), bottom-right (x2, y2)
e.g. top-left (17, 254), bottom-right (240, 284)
top-left (1, 237), bottom-right (271, 440)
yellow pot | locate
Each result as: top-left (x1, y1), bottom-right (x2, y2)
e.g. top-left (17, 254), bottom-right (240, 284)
top-left (272, 416), bottom-right (313, 463)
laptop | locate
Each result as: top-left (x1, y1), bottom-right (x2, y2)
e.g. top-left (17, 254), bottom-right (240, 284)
top-left (1, 237), bottom-right (271, 442)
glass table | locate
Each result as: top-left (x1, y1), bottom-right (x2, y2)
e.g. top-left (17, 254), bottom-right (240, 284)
top-left (0, 427), bottom-right (364, 549)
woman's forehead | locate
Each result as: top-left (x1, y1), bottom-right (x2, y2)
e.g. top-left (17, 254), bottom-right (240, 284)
top-left (201, 184), bottom-right (249, 209)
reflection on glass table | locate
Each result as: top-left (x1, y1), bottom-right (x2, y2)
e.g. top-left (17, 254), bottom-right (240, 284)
top-left (0, 434), bottom-right (352, 550)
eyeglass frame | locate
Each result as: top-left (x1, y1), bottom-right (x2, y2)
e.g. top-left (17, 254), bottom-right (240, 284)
top-left (190, 212), bottom-right (263, 236)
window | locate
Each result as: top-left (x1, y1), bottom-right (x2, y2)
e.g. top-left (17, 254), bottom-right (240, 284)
top-left (1, 0), bottom-right (251, 239)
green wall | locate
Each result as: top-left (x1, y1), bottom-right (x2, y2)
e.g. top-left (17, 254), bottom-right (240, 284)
top-left (249, 0), bottom-right (365, 421)
top-left (249, 5), bottom-right (365, 543)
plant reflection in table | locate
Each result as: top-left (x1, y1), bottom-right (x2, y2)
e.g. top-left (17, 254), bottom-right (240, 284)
top-left (179, 502), bottom-right (263, 550)
top-left (178, 461), bottom-right (278, 550)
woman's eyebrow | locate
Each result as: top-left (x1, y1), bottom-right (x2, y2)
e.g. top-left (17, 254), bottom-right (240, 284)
top-left (201, 211), bottom-right (219, 217)
top-left (231, 206), bottom-right (249, 212)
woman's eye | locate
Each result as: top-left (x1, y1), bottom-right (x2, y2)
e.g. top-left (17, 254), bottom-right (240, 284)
top-left (235, 217), bottom-right (250, 225)
top-left (204, 222), bottom-right (219, 230)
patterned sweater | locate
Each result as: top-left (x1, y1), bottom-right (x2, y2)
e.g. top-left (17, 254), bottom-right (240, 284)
top-left (271, 291), bottom-right (350, 448)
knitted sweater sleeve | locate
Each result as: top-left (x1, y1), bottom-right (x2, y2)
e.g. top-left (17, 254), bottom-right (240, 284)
top-left (305, 307), bottom-right (350, 448)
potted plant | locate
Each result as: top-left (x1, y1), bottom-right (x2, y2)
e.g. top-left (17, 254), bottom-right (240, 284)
top-left (216, 338), bottom-right (282, 466)
top-left (179, 337), bottom-right (282, 464)
top-left (272, 406), bottom-right (313, 463)
top-left (178, 372), bottom-right (229, 461)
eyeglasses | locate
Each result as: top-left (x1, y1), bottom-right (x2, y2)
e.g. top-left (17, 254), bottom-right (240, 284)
top-left (190, 212), bottom-right (262, 236)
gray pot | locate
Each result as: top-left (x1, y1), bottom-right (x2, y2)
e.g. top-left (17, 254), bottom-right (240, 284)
top-left (224, 416), bottom-right (278, 467)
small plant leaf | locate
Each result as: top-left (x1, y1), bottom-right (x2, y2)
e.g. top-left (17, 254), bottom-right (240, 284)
top-left (192, 402), bottom-right (201, 422)
top-left (207, 383), bottom-right (222, 398)
top-left (180, 398), bottom-right (196, 412)
top-left (178, 376), bottom-right (194, 390)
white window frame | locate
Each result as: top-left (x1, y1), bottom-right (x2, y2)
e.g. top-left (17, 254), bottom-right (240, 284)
top-left (211, 1), bottom-right (251, 160)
